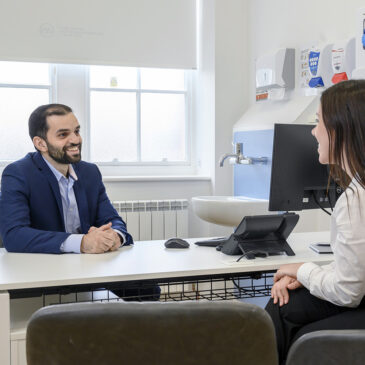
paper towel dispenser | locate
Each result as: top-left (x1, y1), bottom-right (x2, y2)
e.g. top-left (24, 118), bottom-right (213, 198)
top-left (331, 38), bottom-right (355, 84)
top-left (255, 48), bottom-right (295, 93)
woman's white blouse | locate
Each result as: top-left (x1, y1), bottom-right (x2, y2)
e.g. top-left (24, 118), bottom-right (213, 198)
top-left (297, 178), bottom-right (365, 307)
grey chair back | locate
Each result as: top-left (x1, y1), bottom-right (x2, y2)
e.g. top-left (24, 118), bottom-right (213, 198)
top-left (26, 300), bottom-right (278, 365)
top-left (286, 329), bottom-right (365, 365)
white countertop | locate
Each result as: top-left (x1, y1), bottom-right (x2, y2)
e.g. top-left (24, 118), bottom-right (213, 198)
top-left (0, 231), bottom-right (333, 291)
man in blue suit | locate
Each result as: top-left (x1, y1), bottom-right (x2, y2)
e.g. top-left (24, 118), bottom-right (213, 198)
top-left (0, 103), bottom-right (133, 254)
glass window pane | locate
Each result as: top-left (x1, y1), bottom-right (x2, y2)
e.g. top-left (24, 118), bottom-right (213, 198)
top-left (140, 69), bottom-right (185, 91)
top-left (90, 66), bottom-right (137, 89)
top-left (90, 91), bottom-right (137, 162)
top-left (141, 93), bottom-right (186, 161)
top-left (0, 61), bottom-right (50, 85)
top-left (0, 88), bottom-right (49, 161)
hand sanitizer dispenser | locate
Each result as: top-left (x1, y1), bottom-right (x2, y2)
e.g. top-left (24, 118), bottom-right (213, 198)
top-left (255, 48), bottom-right (295, 101)
top-left (308, 44), bottom-right (333, 88)
top-left (331, 38), bottom-right (355, 84)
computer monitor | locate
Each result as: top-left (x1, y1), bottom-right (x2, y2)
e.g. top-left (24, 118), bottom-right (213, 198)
top-left (269, 123), bottom-right (339, 212)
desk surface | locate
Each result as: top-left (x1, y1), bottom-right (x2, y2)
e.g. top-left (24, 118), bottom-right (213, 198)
top-left (0, 231), bottom-right (333, 291)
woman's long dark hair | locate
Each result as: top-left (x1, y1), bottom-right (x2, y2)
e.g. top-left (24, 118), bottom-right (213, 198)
top-left (321, 80), bottom-right (365, 190)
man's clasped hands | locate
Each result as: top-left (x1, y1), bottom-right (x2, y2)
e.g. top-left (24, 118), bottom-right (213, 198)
top-left (81, 222), bottom-right (122, 254)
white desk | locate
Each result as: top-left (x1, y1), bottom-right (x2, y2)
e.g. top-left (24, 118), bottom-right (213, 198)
top-left (0, 231), bottom-right (333, 365)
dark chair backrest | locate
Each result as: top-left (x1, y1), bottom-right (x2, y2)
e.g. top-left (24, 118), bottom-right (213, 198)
top-left (26, 300), bottom-right (278, 365)
top-left (286, 329), bottom-right (365, 365)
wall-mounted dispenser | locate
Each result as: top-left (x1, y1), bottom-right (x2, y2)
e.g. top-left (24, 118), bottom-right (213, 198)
top-left (308, 44), bottom-right (333, 88)
top-left (255, 48), bottom-right (295, 101)
top-left (352, 7), bottom-right (365, 79)
top-left (331, 38), bottom-right (355, 84)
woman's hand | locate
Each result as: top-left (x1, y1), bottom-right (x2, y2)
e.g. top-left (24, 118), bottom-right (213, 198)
top-left (274, 263), bottom-right (304, 283)
top-left (271, 275), bottom-right (303, 306)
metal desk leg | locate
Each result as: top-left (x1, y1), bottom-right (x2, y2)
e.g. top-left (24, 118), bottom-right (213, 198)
top-left (0, 291), bottom-right (10, 365)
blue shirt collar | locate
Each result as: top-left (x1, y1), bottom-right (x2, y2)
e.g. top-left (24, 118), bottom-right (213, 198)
top-left (42, 155), bottom-right (78, 182)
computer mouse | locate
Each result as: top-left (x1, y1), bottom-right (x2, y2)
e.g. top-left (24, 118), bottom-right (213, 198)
top-left (164, 238), bottom-right (190, 249)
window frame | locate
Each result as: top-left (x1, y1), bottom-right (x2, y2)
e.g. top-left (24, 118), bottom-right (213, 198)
top-left (0, 63), bottom-right (55, 167)
top-left (0, 63), bottom-right (196, 176)
top-left (87, 67), bottom-right (193, 169)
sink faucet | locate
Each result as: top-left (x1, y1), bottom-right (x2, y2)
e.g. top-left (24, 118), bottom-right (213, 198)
top-left (219, 143), bottom-right (268, 167)
top-left (219, 143), bottom-right (248, 167)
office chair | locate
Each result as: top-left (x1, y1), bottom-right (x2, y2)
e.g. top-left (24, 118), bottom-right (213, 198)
top-left (26, 300), bottom-right (278, 365)
top-left (286, 329), bottom-right (365, 365)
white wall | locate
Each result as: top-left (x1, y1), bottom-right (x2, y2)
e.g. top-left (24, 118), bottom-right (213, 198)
top-left (249, 0), bottom-right (362, 55)
top-left (214, 0), bottom-right (249, 197)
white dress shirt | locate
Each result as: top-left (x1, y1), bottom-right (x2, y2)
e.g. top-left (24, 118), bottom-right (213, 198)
top-left (298, 178), bottom-right (365, 307)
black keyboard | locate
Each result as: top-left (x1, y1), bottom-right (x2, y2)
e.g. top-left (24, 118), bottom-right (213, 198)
top-left (194, 237), bottom-right (227, 247)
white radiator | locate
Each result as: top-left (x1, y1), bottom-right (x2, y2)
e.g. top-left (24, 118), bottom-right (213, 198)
top-left (112, 199), bottom-right (189, 241)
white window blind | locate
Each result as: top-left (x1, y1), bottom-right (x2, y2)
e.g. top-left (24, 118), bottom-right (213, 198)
top-left (0, 0), bottom-right (197, 69)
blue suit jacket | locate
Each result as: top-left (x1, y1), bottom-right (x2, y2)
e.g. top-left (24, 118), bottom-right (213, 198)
top-left (0, 152), bottom-right (133, 253)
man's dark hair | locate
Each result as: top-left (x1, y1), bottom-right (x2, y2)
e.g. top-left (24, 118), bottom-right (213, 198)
top-left (28, 104), bottom-right (73, 141)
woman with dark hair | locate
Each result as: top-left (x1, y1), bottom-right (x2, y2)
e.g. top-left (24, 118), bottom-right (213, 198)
top-left (266, 79), bottom-right (365, 364)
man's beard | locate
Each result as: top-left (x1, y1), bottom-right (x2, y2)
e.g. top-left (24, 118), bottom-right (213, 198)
top-left (46, 141), bottom-right (82, 164)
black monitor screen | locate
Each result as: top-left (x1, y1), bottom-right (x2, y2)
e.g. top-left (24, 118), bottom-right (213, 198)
top-left (269, 123), bottom-right (338, 212)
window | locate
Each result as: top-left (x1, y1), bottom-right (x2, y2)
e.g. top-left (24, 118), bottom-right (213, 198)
top-left (0, 62), bottom-right (194, 175)
top-left (89, 66), bottom-right (189, 165)
top-left (0, 62), bottom-right (52, 162)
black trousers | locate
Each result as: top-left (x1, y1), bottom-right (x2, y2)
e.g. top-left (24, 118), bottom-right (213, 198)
top-left (265, 287), bottom-right (365, 364)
